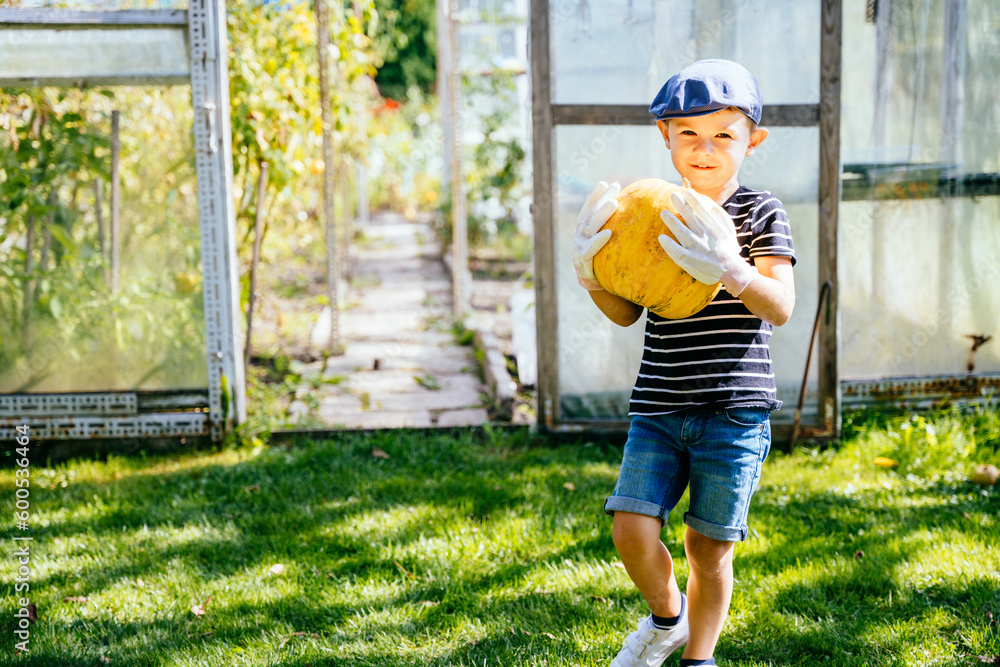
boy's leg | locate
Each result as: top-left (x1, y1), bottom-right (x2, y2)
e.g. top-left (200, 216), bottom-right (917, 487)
top-left (611, 511), bottom-right (684, 618)
top-left (681, 529), bottom-right (735, 660)
top-left (680, 405), bottom-right (772, 662)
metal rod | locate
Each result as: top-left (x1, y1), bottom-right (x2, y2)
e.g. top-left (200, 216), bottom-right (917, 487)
top-left (94, 179), bottom-right (108, 284)
top-left (338, 160), bottom-right (351, 283)
top-left (791, 280), bottom-right (832, 448)
top-left (244, 161), bottom-right (268, 371)
top-left (21, 213), bottom-right (35, 351)
top-left (110, 109), bottom-right (121, 296)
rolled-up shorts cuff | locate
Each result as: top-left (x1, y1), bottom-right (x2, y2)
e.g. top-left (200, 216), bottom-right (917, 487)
top-left (604, 495), bottom-right (666, 521)
top-left (684, 511), bottom-right (746, 542)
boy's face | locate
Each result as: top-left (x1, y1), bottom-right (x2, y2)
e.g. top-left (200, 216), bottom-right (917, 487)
top-left (657, 108), bottom-right (768, 204)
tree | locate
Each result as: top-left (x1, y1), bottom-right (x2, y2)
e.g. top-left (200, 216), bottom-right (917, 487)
top-left (371, 0), bottom-right (437, 101)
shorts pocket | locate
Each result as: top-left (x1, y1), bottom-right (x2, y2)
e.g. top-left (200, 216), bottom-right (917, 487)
top-left (720, 406), bottom-right (770, 428)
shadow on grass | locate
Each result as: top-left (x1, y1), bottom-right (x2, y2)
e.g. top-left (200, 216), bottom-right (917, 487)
top-left (2, 428), bottom-right (634, 665)
top-left (719, 479), bottom-right (1000, 666)
top-left (3, 429), bottom-right (997, 666)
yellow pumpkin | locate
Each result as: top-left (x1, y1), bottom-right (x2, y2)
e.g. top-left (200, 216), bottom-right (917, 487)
top-left (592, 178), bottom-right (722, 319)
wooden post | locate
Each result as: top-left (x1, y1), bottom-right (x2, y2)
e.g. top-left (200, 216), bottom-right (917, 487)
top-left (353, 0), bottom-right (369, 231)
top-left (244, 161), bottom-right (268, 371)
top-left (316, 0), bottom-right (342, 354)
top-left (939, 0), bottom-right (966, 337)
top-left (530, 0), bottom-right (557, 429)
top-left (447, 0), bottom-right (469, 321)
top-left (818, 0), bottom-right (842, 437)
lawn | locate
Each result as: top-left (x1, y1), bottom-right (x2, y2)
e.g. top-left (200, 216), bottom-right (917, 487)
top-left (2, 410), bottom-right (999, 666)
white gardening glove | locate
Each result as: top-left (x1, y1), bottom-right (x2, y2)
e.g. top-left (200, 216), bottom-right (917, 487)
top-left (658, 187), bottom-right (758, 297)
top-left (572, 181), bottom-right (619, 290)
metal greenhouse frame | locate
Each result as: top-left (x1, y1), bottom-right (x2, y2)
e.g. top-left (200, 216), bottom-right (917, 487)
top-left (0, 1), bottom-right (244, 442)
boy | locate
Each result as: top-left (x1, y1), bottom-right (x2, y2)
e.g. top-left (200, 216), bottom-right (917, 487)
top-left (571, 60), bottom-right (796, 666)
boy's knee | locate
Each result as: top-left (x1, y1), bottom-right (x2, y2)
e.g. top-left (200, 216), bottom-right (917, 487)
top-left (612, 512), bottom-right (660, 557)
top-left (684, 529), bottom-right (735, 571)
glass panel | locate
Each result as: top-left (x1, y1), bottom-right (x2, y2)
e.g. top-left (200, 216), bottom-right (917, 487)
top-left (0, 86), bottom-right (207, 393)
top-left (0, 28), bottom-right (189, 85)
top-left (554, 125), bottom-right (819, 421)
top-left (550, 0), bottom-right (820, 106)
top-left (840, 197), bottom-right (1000, 380)
top-left (840, 0), bottom-right (1000, 380)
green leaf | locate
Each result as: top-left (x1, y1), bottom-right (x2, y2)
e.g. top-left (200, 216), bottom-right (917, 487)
top-left (49, 295), bottom-right (63, 320)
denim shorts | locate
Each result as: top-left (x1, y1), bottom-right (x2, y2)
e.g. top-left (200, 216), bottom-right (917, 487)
top-left (604, 407), bottom-right (772, 542)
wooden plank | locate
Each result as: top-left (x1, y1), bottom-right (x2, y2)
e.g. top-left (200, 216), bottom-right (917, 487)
top-left (0, 74), bottom-right (189, 87)
top-left (0, 9), bottom-right (187, 28)
top-left (530, 0), bottom-right (559, 430)
top-left (552, 104), bottom-right (820, 127)
top-left (817, 0), bottom-right (842, 438)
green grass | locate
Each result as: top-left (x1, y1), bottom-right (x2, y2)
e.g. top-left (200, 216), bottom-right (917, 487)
top-left (1, 410), bottom-right (998, 666)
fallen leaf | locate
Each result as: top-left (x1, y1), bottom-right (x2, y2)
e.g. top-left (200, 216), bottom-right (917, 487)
top-left (269, 563), bottom-right (285, 575)
top-left (978, 656), bottom-right (999, 665)
top-left (244, 484), bottom-right (260, 493)
top-left (873, 457), bottom-right (898, 468)
top-left (541, 632), bottom-right (557, 640)
top-left (372, 447), bottom-right (390, 459)
top-left (64, 596), bottom-right (89, 604)
top-left (135, 578), bottom-right (145, 588)
top-left (25, 604), bottom-right (37, 622)
top-left (563, 482), bottom-right (576, 492)
top-left (961, 512), bottom-right (972, 519)
top-left (191, 596), bottom-right (212, 617)
top-left (854, 550), bottom-right (865, 560)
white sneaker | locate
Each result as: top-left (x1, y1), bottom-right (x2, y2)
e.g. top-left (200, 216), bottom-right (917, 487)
top-left (610, 594), bottom-right (689, 667)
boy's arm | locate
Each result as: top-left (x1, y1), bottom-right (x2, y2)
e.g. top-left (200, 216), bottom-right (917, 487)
top-left (587, 288), bottom-right (644, 327)
top-left (738, 256), bottom-right (795, 327)
top-left (572, 181), bottom-right (644, 326)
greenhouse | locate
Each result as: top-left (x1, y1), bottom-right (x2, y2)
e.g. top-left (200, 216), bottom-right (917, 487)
top-left (530, 0), bottom-right (1000, 443)
top-left (1, 0), bottom-right (998, 447)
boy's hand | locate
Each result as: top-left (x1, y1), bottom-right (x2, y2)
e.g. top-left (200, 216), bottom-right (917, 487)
top-left (658, 188), bottom-right (758, 297)
top-left (572, 181), bottom-right (619, 291)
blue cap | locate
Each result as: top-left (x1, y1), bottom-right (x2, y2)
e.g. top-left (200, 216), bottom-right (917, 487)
top-left (649, 59), bottom-right (763, 125)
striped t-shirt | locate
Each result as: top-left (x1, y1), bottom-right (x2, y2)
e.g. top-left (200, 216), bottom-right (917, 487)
top-left (629, 186), bottom-right (796, 416)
